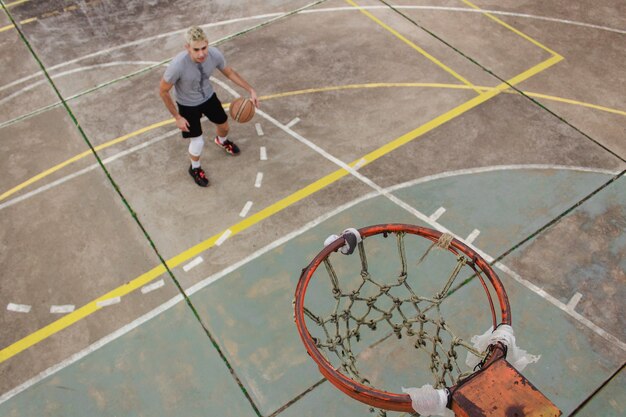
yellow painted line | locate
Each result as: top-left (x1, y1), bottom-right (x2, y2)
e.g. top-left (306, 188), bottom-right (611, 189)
top-left (0, 118), bottom-right (175, 202)
top-left (5, 79), bottom-right (626, 204)
top-left (354, 54), bottom-right (563, 168)
top-left (259, 82), bottom-right (489, 101)
top-left (0, 54), bottom-right (563, 364)
top-left (460, 0), bottom-right (563, 58)
top-left (345, 0), bottom-right (482, 95)
top-left (0, 17), bottom-right (36, 33)
top-left (522, 92), bottom-right (626, 117)
top-left (4, 0), bottom-right (30, 7)
top-left (0, 168), bottom-right (347, 363)
top-left (0, 264), bottom-right (168, 362)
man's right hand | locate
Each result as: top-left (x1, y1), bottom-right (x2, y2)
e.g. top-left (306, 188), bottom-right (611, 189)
top-left (175, 116), bottom-right (190, 132)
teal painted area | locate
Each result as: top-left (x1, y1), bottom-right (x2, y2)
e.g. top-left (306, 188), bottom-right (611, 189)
top-left (578, 176), bottom-right (626, 269)
top-left (190, 197), bottom-right (419, 416)
top-left (392, 168), bottom-right (613, 256)
top-left (574, 368), bottom-right (626, 417)
top-left (1, 168), bottom-right (621, 417)
top-left (0, 303), bottom-right (258, 417)
top-left (488, 264), bottom-right (624, 415)
top-left (189, 167), bottom-right (618, 416)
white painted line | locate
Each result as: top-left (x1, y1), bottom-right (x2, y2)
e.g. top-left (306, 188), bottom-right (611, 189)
top-left (3, 175), bottom-right (625, 407)
top-left (215, 229), bottom-right (232, 246)
top-left (255, 123), bottom-right (264, 136)
top-left (566, 292), bottom-right (583, 311)
top-left (7, 303), bottom-right (31, 313)
top-left (0, 194), bottom-right (377, 407)
top-left (2, 5), bottom-right (621, 96)
top-left (0, 293), bottom-right (185, 406)
top-left (255, 172), bottom-right (263, 188)
top-left (429, 207), bottom-right (446, 222)
top-left (50, 305), bottom-right (75, 314)
top-left (183, 257), bottom-right (204, 272)
top-left (239, 201), bottom-right (253, 218)
top-left (260, 146), bottom-right (267, 161)
top-left (96, 297), bottom-right (121, 308)
top-left (354, 158), bottom-right (367, 170)
top-left (286, 117), bottom-right (301, 128)
top-left (495, 263), bottom-right (626, 351)
top-left (465, 229), bottom-right (481, 244)
top-left (0, 128), bottom-right (180, 211)
top-left (141, 279), bottom-right (165, 294)
top-left (0, 61), bottom-right (160, 108)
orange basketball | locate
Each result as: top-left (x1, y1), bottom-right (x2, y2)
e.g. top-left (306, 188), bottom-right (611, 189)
top-left (229, 97), bottom-right (255, 123)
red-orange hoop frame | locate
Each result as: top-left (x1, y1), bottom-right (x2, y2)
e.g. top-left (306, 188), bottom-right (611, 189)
top-left (294, 224), bottom-right (511, 413)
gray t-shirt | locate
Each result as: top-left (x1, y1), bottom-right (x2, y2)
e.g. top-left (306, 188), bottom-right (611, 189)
top-left (163, 47), bottom-right (226, 106)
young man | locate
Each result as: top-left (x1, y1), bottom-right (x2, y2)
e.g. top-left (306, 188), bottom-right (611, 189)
top-left (159, 26), bottom-right (259, 187)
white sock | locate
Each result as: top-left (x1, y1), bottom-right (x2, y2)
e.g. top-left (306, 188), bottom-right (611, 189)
top-left (217, 135), bottom-right (227, 144)
top-left (191, 160), bottom-right (201, 169)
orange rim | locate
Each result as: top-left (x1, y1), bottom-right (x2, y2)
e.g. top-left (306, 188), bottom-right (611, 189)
top-left (294, 224), bottom-right (511, 412)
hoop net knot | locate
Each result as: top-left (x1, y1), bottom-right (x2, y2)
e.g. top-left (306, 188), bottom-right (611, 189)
top-left (436, 233), bottom-right (454, 249)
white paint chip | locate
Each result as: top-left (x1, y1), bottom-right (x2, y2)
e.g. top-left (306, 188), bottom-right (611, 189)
top-left (260, 146), bottom-right (267, 161)
top-left (7, 303), bottom-right (31, 313)
top-left (183, 257), bottom-right (204, 272)
top-left (239, 201), bottom-right (253, 218)
top-left (255, 172), bottom-right (263, 188)
top-left (429, 207), bottom-right (446, 221)
top-left (216, 229), bottom-right (232, 246)
top-left (286, 117), bottom-right (301, 128)
top-left (255, 123), bottom-right (264, 136)
top-left (96, 297), bottom-right (121, 308)
top-left (50, 305), bottom-right (75, 314)
top-left (465, 229), bottom-right (481, 244)
top-left (566, 292), bottom-right (583, 311)
top-left (141, 279), bottom-right (165, 294)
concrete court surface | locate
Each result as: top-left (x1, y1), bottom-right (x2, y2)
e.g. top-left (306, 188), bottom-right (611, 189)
top-left (0, 0), bottom-right (624, 416)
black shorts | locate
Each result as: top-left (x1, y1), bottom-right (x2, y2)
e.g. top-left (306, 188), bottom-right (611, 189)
top-left (177, 93), bottom-right (228, 138)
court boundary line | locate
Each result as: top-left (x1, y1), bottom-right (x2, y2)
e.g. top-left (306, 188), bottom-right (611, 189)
top-left (1, 164), bottom-right (622, 405)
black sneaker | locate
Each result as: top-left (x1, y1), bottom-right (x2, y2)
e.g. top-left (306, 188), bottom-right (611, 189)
top-left (188, 165), bottom-right (209, 187)
top-left (214, 136), bottom-right (240, 155)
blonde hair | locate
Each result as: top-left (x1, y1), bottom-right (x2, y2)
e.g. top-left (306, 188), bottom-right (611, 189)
top-left (185, 26), bottom-right (207, 44)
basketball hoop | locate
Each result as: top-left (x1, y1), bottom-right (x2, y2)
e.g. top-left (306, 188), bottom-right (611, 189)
top-left (294, 224), bottom-right (512, 414)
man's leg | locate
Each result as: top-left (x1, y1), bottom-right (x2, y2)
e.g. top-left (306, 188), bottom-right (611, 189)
top-left (203, 93), bottom-right (240, 156)
top-left (179, 103), bottom-right (209, 187)
top-left (214, 120), bottom-right (240, 155)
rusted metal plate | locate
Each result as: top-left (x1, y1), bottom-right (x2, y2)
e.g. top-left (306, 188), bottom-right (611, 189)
top-left (452, 358), bottom-right (561, 417)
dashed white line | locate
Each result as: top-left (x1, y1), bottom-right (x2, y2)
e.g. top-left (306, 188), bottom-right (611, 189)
top-left (286, 117), bottom-right (301, 128)
top-left (495, 262), bottom-right (625, 351)
top-left (141, 279), bottom-right (165, 294)
top-left (96, 297), bottom-right (121, 308)
top-left (255, 123), bottom-right (264, 136)
top-left (465, 229), bottom-right (481, 244)
top-left (566, 292), bottom-right (583, 312)
top-left (255, 172), bottom-right (263, 188)
top-left (183, 257), bottom-right (204, 272)
top-left (260, 146), bottom-right (267, 161)
top-left (429, 207), bottom-right (446, 221)
top-left (239, 201), bottom-right (253, 218)
top-left (7, 303), bottom-right (31, 313)
top-left (216, 229), bottom-right (232, 246)
top-left (50, 305), bottom-right (75, 314)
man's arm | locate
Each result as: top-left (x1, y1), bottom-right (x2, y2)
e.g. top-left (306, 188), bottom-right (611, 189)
top-left (159, 78), bottom-right (189, 132)
top-left (220, 66), bottom-right (259, 107)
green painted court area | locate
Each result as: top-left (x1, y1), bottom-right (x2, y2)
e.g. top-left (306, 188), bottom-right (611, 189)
top-left (2, 169), bottom-right (623, 417)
